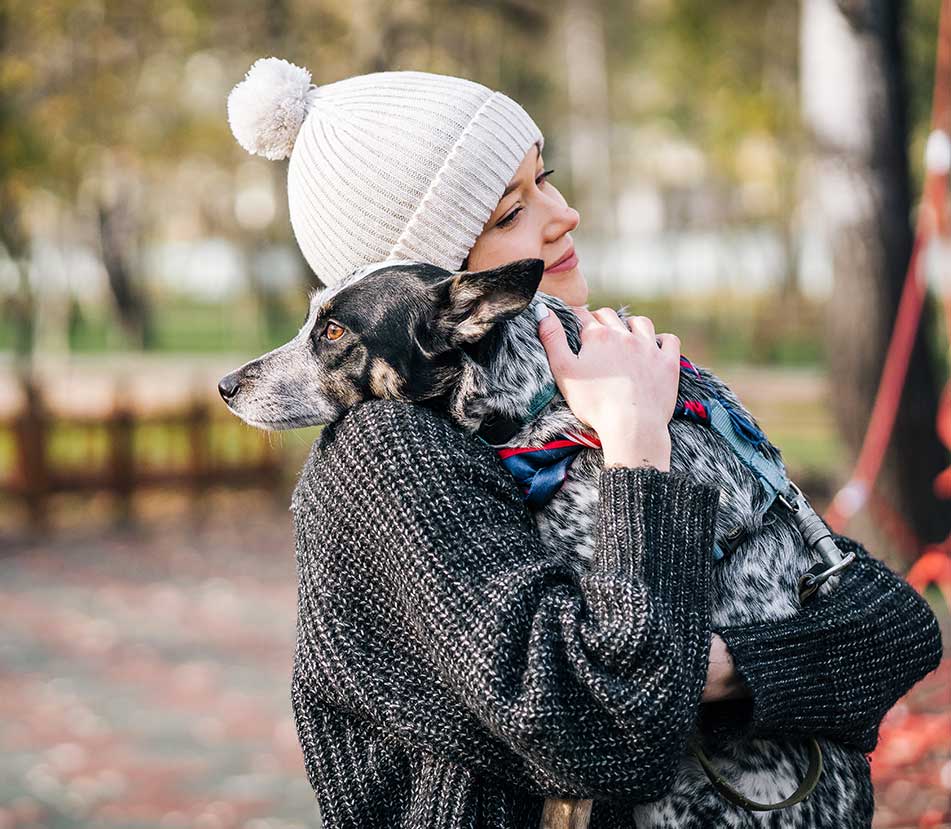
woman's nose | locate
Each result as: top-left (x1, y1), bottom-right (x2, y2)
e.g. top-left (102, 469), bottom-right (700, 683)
top-left (546, 204), bottom-right (580, 241)
top-left (563, 205), bottom-right (580, 231)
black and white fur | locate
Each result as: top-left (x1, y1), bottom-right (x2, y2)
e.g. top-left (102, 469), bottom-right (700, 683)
top-left (219, 259), bottom-right (871, 828)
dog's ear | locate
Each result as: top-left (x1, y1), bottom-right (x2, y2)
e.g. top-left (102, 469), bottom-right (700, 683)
top-left (432, 258), bottom-right (545, 346)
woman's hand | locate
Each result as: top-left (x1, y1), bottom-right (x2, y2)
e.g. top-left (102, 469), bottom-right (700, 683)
top-left (535, 304), bottom-right (680, 470)
top-left (703, 634), bottom-right (750, 702)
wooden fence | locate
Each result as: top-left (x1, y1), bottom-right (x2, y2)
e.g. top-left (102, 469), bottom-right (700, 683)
top-left (1, 380), bottom-right (284, 531)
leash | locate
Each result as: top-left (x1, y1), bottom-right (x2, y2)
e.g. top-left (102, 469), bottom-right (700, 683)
top-left (688, 735), bottom-right (824, 812)
top-left (479, 353), bottom-right (853, 817)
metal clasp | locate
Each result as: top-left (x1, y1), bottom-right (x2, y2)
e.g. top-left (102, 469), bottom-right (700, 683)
top-left (777, 480), bottom-right (804, 513)
top-left (798, 555), bottom-right (856, 603)
top-left (779, 481), bottom-right (856, 604)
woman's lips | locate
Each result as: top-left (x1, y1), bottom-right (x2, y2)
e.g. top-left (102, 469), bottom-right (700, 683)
top-left (545, 247), bottom-right (578, 274)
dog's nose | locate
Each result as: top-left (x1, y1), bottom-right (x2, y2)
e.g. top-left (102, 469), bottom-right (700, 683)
top-left (218, 372), bottom-right (242, 402)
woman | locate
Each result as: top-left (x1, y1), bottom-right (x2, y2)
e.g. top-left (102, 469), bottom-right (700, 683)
top-left (227, 59), bottom-right (942, 827)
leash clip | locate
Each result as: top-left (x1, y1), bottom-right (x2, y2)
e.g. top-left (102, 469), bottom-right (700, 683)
top-left (798, 556), bottom-right (856, 604)
top-left (779, 482), bottom-right (856, 604)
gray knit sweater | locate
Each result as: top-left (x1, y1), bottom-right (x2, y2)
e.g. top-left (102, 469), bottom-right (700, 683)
top-left (289, 399), bottom-right (942, 829)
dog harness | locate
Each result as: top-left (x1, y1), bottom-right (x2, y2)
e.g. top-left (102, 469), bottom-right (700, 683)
top-left (475, 355), bottom-right (854, 581)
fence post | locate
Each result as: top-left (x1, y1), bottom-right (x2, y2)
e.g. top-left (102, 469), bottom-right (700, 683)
top-left (109, 403), bottom-right (135, 525)
top-left (13, 378), bottom-right (49, 532)
top-left (186, 399), bottom-right (209, 524)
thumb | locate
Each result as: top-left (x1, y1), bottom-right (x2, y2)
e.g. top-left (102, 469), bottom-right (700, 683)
top-left (534, 302), bottom-right (571, 374)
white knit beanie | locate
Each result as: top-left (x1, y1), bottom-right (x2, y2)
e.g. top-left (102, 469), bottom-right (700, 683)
top-left (227, 57), bottom-right (544, 286)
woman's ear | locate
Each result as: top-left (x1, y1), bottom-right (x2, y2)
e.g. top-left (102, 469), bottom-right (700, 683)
top-left (433, 258), bottom-right (545, 346)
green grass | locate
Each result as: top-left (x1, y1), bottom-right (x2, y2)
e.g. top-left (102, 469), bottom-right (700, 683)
top-left (587, 290), bottom-right (827, 367)
top-left (0, 415), bottom-right (323, 487)
top-left (0, 429), bottom-right (14, 475)
top-left (766, 432), bottom-right (845, 475)
top-left (59, 297), bottom-right (307, 355)
top-left (20, 290), bottom-right (835, 368)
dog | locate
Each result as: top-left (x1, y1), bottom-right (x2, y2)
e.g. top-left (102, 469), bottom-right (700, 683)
top-left (219, 258), bottom-right (871, 828)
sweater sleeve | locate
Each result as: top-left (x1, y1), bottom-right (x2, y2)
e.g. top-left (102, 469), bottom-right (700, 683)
top-left (714, 535), bottom-right (943, 753)
top-left (290, 399), bottom-right (720, 801)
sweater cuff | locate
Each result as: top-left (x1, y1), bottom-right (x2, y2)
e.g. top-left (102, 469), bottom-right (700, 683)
top-left (595, 466), bottom-right (720, 583)
top-left (716, 621), bottom-right (841, 740)
top-left (715, 548), bottom-right (943, 753)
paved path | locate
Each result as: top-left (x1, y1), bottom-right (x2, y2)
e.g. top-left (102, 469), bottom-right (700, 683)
top-left (0, 497), bottom-right (318, 829)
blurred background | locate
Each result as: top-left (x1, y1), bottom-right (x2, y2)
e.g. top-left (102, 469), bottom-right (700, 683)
top-left (1, 0), bottom-right (949, 827)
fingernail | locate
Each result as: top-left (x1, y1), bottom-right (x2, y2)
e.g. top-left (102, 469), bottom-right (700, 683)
top-left (533, 303), bottom-right (550, 321)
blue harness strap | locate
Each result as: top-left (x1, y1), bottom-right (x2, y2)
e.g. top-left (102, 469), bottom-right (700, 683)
top-left (499, 441), bottom-right (586, 508)
top-left (705, 398), bottom-right (788, 501)
top-left (479, 355), bottom-right (794, 563)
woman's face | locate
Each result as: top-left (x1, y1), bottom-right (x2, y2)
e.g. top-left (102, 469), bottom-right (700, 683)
top-left (466, 144), bottom-right (587, 307)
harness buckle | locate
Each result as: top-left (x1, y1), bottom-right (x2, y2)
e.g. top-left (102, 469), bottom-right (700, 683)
top-left (777, 480), bottom-right (804, 513)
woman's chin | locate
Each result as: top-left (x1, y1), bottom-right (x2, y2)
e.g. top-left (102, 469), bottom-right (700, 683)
top-left (540, 266), bottom-right (588, 307)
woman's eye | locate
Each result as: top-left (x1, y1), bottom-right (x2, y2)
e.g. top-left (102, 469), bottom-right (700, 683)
top-left (496, 207), bottom-right (522, 228)
top-left (495, 170), bottom-right (555, 230)
top-left (324, 322), bottom-right (346, 341)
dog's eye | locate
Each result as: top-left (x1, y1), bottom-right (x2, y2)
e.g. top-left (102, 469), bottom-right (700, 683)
top-left (324, 322), bottom-right (346, 341)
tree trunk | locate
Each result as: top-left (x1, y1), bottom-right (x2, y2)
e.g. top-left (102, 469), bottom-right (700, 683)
top-left (800, 0), bottom-right (950, 546)
top-left (98, 200), bottom-right (154, 349)
top-left (562, 0), bottom-right (615, 238)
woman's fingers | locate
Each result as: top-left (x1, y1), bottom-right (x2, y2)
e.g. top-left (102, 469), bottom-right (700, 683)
top-left (655, 332), bottom-right (681, 356)
top-left (536, 303), bottom-right (682, 444)
top-left (627, 315), bottom-right (656, 340)
top-left (569, 309), bottom-right (670, 355)
top-left (535, 303), bottom-right (573, 378)
top-left (572, 307), bottom-right (605, 347)
top-left (571, 306), bottom-right (597, 329)
top-left (592, 307), bottom-right (628, 331)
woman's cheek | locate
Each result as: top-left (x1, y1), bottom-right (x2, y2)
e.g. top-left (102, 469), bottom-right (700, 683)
top-left (494, 232), bottom-right (527, 265)
top-left (511, 223), bottom-right (541, 262)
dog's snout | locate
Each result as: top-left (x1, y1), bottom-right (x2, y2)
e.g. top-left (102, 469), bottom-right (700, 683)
top-left (218, 372), bottom-right (243, 402)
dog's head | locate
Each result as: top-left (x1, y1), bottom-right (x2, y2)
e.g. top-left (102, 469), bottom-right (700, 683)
top-left (218, 258), bottom-right (546, 430)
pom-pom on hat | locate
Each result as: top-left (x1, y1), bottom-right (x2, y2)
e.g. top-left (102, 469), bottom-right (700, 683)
top-left (227, 57), bottom-right (543, 287)
top-left (228, 58), bottom-right (314, 161)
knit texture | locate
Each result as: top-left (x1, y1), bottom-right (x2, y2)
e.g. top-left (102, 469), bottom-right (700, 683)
top-left (229, 62), bottom-right (543, 287)
top-left (714, 537), bottom-right (943, 753)
top-left (290, 399), bottom-right (719, 828)
top-left (289, 399), bottom-right (943, 828)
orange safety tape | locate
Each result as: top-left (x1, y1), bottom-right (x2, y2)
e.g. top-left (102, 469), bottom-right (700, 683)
top-left (824, 0), bottom-right (951, 541)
